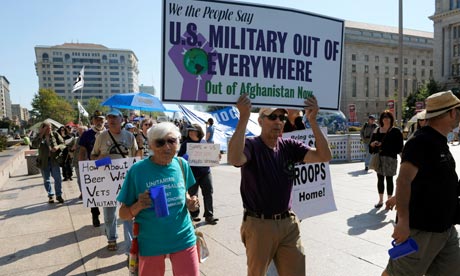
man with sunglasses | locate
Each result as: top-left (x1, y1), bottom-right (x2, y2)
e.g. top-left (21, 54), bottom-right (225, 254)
top-left (228, 94), bottom-right (332, 276)
top-left (91, 108), bottom-right (141, 253)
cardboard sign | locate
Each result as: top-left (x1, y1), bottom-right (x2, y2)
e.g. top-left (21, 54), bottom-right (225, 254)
top-left (187, 143), bottom-right (221, 166)
top-left (283, 129), bottom-right (336, 219)
top-left (78, 157), bottom-right (138, 208)
top-left (162, 0), bottom-right (344, 110)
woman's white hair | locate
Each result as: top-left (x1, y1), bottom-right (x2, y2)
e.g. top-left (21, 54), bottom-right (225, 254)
top-left (147, 122), bottom-right (181, 146)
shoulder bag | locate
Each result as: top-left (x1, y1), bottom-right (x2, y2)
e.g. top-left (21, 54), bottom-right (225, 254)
top-left (178, 157), bottom-right (210, 263)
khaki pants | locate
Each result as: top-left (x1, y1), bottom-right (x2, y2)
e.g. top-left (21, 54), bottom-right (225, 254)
top-left (240, 213), bottom-right (305, 276)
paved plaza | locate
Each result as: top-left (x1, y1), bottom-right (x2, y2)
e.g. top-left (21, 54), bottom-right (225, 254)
top-left (0, 145), bottom-right (459, 275)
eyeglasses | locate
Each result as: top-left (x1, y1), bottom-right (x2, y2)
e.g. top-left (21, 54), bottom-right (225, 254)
top-left (265, 114), bottom-right (287, 122)
top-left (155, 138), bottom-right (178, 147)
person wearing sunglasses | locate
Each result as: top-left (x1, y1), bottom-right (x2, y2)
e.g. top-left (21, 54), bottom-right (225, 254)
top-left (117, 122), bottom-right (200, 276)
top-left (178, 123), bottom-right (219, 225)
top-left (136, 118), bottom-right (155, 159)
top-left (228, 94), bottom-right (332, 276)
top-left (368, 110), bottom-right (403, 209)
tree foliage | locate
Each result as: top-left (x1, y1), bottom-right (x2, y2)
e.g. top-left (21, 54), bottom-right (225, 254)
top-left (31, 88), bottom-right (76, 124)
top-left (403, 79), bottom-right (446, 121)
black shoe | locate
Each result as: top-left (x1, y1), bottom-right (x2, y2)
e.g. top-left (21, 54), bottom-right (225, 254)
top-left (192, 217), bottom-right (201, 222)
top-left (69, 177), bottom-right (73, 181)
top-left (205, 216), bottom-right (218, 225)
top-left (78, 194), bottom-right (82, 200)
top-left (63, 178), bottom-right (68, 181)
top-left (56, 196), bottom-right (64, 203)
top-left (365, 167), bottom-right (368, 171)
top-left (48, 196), bottom-right (54, 204)
top-left (92, 215), bottom-right (100, 227)
top-left (374, 203), bottom-right (383, 209)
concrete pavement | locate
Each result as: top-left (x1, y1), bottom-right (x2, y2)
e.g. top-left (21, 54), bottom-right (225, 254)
top-left (1, 145), bottom-right (459, 275)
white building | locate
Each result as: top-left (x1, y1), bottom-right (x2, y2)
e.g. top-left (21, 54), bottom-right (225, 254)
top-left (341, 21), bottom-right (433, 122)
top-left (34, 43), bottom-right (139, 106)
top-left (0, 76), bottom-right (12, 119)
top-left (430, 0), bottom-right (460, 91)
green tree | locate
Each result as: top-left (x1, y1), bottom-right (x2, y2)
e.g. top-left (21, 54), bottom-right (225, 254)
top-left (31, 88), bottom-right (76, 124)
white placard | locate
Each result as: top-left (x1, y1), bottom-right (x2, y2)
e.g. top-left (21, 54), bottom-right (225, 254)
top-left (162, 0), bottom-right (344, 110)
top-left (187, 143), bottom-right (221, 166)
top-left (78, 157), bottom-right (139, 208)
top-left (283, 129), bottom-right (336, 219)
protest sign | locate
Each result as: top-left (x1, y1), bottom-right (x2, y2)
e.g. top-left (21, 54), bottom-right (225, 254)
top-left (283, 129), bottom-right (336, 219)
top-left (187, 143), bottom-right (221, 166)
top-left (79, 157), bottom-right (138, 208)
top-left (162, 0), bottom-right (344, 109)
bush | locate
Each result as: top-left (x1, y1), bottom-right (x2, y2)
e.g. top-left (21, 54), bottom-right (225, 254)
top-left (348, 126), bottom-right (361, 132)
top-left (0, 134), bottom-right (7, 152)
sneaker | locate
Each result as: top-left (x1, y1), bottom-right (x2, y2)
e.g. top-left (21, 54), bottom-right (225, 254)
top-left (205, 216), bottom-right (219, 225)
top-left (107, 241), bottom-right (118, 251)
top-left (56, 196), bottom-right (64, 204)
top-left (48, 196), bottom-right (54, 204)
top-left (92, 215), bottom-right (101, 227)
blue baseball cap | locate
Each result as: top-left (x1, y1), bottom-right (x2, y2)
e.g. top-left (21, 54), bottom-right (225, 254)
top-left (106, 108), bottom-right (122, 117)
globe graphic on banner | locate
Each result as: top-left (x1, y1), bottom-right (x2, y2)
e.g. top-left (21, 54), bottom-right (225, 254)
top-left (183, 48), bottom-right (208, 75)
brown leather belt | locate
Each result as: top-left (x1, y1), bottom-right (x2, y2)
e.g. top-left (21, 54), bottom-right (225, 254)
top-left (244, 209), bottom-right (292, 220)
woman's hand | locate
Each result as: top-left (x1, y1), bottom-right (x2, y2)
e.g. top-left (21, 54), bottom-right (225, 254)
top-left (186, 195), bottom-right (200, 212)
top-left (138, 190), bottom-right (153, 210)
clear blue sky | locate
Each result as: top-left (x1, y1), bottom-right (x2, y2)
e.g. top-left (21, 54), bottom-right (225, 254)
top-left (0, 0), bottom-right (434, 110)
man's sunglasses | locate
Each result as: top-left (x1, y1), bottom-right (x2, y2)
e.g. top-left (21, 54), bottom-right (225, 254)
top-left (265, 114), bottom-right (287, 122)
top-left (155, 138), bottom-right (178, 147)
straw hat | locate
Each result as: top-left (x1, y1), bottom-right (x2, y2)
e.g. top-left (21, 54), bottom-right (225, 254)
top-left (259, 107), bottom-right (288, 117)
top-left (424, 91), bottom-right (460, 119)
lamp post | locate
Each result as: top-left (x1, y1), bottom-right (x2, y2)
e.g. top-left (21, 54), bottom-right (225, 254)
top-left (397, 0), bottom-right (403, 127)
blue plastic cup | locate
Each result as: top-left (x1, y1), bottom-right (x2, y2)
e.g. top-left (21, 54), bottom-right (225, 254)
top-left (149, 185), bottom-right (169, 217)
top-left (388, 238), bottom-right (418, 260)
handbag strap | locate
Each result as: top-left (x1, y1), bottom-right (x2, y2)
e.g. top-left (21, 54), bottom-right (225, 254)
top-left (108, 130), bottom-right (126, 158)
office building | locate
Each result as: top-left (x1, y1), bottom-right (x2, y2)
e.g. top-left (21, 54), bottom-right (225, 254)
top-left (0, 76), bottom-right (12, 119)
top-left (342, 21), bottom-right (433, 122)
top-left (34, 43), bottom-right (139, 106)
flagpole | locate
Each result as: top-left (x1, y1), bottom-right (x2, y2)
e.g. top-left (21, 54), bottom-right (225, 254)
top-left (79, 87), bottom-right (83, 124)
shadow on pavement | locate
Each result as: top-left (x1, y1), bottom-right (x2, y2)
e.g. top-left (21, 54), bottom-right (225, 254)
top-left (347, 169), bottom-right (372, 177)
top-left (0, 225), bottom-right (100, 266)
top-left (347, 208), bottom-right (393, 235)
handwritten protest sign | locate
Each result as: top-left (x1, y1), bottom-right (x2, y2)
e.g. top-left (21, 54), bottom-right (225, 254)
top-left (187, 143), bottom-right (221, 166)
top-left (79, 157), bottom-right (138, 208)
top-left (283, 129), bottom-right (336, 219)
top-left (162, 0), bottom-right (344, 109)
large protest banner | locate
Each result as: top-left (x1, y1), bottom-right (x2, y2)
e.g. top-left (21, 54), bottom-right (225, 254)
top-left (162, 0), bottom-right (344, 109)
top-left (79, 158), bottom-right (138, 208)
top-left (283, 129), bottom-right (336, 219)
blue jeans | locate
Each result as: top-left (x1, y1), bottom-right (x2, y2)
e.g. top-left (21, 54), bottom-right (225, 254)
top-left (123, 219), bottom-right (133, 254)
top-left (363, 143), bottom-right (371, 167)
top-left (40, 159), bottom-right (62, 197)
top-left (103, 206), bottom-right (118, 242)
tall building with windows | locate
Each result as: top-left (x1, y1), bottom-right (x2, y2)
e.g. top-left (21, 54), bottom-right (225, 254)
top-left (0, 76), bottom-right (12, 119)
top-left (430, 0), bottom-right (460, 91)
top-left (342, 21), bottom-right (433, 122)
top-left (34, 43), bottom-right (139, 105)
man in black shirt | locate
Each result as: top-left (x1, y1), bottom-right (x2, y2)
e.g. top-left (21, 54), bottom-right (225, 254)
top-left (383, 91), bottom-right (460, 276)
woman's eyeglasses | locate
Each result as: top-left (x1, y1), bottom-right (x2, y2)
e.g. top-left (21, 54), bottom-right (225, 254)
top-left (155, 138), bottom-right (178, 147)
top-left (265, 114), bottom-right (287, 122)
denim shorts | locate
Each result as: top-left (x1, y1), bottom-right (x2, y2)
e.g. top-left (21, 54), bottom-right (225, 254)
top-left (385, 226), bottom-right (460, 276)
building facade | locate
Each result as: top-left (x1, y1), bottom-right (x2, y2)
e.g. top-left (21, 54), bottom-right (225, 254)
top-left (11, 104), bottom-right (29, 122)
top-left (341, 21), bottom-right (433, 123)
top-left (430, 0), bottom-right (460, 90)
top-left (34, 43), bottom-right (139, 106)
top-left (0, 76), bottom-right (12, 119)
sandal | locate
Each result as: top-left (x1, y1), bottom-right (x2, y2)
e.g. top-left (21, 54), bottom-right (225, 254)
top-left (107, 241), bottom-right (118, 251)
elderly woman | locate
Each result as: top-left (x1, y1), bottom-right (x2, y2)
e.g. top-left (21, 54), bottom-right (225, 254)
top-left (369, 111), bottom-right (403, 208)
top-left (117, 122), bottom-right (200, 276)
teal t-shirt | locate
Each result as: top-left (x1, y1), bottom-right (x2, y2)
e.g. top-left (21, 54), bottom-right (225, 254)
top-left (117, 156), bottom-right (196, 256)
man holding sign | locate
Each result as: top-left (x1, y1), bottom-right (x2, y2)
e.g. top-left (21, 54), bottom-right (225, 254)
top-left (228, 94), bottom-right (332, 276)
